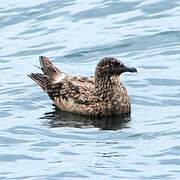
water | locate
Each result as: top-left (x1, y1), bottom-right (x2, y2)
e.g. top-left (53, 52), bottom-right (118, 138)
top-left (0, 0), bottom-right (180, 179)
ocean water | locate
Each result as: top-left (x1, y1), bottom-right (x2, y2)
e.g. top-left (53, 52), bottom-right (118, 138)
top-left (0, 0), bottom-right (180, 179)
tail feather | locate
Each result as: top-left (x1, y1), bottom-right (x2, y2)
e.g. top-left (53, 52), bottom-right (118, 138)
top-left (28, 73), bottom-right (47, 91)
top-left (39, 56), bottom-right (61, 82)
top-left (28, 56), bottom-right (64, 91)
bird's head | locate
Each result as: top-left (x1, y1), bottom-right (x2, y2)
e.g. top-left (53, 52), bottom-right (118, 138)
top-left (95, 57), bottom-right (137, 77)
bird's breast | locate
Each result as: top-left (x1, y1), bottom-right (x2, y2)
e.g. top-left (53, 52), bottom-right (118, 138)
top-left (106, 85), bottom-right (131, 114)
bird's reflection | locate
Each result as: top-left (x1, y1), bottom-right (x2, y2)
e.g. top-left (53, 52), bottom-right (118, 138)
top-left (40, 107), bottom-right (131, 130)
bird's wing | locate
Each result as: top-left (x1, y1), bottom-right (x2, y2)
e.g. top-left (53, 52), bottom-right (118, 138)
top-left (39, 56), bottom-right (66, 83)
top-left (46, 77), bottom-right (99, 105)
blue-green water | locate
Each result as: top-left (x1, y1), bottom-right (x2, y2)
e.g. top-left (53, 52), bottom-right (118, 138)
top-left (0, 0), bottom-right (180, 179)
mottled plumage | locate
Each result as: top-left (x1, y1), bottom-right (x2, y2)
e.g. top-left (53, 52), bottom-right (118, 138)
top-left (28, 56), bottom-right (137, 116)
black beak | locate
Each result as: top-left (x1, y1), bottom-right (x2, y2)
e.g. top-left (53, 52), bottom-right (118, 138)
top-left (121, 66), bottom-right (137, 73)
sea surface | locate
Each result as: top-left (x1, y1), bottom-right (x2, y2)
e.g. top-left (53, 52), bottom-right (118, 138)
top-left (0, 0), bottom-right (180, 179)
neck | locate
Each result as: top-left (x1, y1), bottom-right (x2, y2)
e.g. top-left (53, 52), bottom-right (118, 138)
top-left (95, 73), bottom-right (121, 101)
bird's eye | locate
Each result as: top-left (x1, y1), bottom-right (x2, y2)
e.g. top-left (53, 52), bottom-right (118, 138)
top-left (109, 66), bottom-right (115, 72)
top-left (112, 61), bottom-right (120, 66)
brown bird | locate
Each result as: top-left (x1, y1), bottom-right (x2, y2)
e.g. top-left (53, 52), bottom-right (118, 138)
top-left (28, 56), bottom-right (137, 116)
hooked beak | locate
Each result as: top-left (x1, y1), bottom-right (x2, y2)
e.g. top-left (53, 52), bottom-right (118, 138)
top-left (121, 66), bottom-right (137, 73)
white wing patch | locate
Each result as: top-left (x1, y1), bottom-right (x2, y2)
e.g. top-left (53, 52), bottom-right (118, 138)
top-left (55, 73), bottom-right (66, 83)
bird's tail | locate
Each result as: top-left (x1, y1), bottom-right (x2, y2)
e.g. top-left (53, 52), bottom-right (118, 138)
top-left (28, 73), bottom-right (48, 91)
top-left (28, 56), bottom-right (63, 91)
top-left (39, 56), bottom-right (62, 82)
